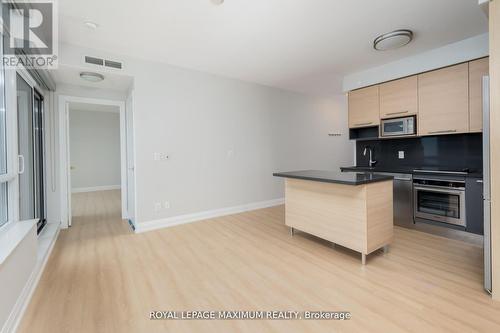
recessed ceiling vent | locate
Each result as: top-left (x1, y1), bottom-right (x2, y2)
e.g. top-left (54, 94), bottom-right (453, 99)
top-left (84, 56), bottom-right (123, 70)
top-left (84, 56), bottom-right (104, 66)
top-left (104, 60), bottom-right (123, 69)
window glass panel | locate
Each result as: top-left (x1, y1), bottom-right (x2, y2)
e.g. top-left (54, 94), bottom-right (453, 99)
top-left (0, 13), bottom-right (8, 228)
top-left (0, 102), bottom-right (5, 175)
top-left (0, 182), bottom-right (7, 227)
top-left (17, 75), bottom-right (34, 220)
top-left (0, 33), bottom-right (5, 176)
top-left (384, 121), bottom-right (404, 133)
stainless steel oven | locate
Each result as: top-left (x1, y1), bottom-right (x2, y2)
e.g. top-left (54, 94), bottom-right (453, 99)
top-left (381, 116), bottom-right (416, 137)
top-left (413, 178), bottom-right (466, 227)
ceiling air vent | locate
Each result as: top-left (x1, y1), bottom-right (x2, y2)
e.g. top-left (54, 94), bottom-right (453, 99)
top-left (84, 56), bottom-right (124, 70)
top-left (84, 56), bottom-right (104, 66)
top-left (104, 60), bottom-right (123, 69)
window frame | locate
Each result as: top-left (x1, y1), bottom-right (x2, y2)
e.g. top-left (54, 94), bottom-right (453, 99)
top-left (0, 35), bottom-right (9, 229)
top-left (0, 34), bottom-right (20, 231)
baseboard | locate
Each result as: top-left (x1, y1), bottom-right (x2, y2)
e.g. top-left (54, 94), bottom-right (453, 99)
top-left (135, 198), bottom-right (285, 234)
top-left (72, 185), bottom-right (121, 193)
top-left (1, 223), bottom-right (60, 333)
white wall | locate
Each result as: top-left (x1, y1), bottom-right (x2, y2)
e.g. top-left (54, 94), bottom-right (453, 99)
top-left (53, 43), bottom-right (354, 227)
top-left (69, 109), bottom-right (121, 192)
top-left (130, 61), bottom-right (353, 224)
top-left (343, 33), bottom-right (489, 91)
top-left (0, 226), bottom-right (37, 332)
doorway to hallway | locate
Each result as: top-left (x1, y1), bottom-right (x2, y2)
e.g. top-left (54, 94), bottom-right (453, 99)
top-left (58, 96), bottom-right (135, 229)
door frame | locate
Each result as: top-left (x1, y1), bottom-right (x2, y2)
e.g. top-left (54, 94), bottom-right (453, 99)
top-left (125, 90), bottom-right (136, 227)
top-left (58, 95), bottom-right (127, 228)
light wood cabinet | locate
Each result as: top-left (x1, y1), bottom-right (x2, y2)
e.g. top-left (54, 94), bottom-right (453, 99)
top-left (418, 63), bottom-right (469, 136)
top-left (469, 57), bottom-right (489, 132)
top-left (284, 178), bottom-right (393, 262)
top-left (348, 86), bottom-right (380, 128)
top-left (379, 76), bottom-right (418, 119)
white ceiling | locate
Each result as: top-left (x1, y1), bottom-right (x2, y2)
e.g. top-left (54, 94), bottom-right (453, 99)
top-left (51, 65), bottom-right (133, 92)
top-left (58, 0), bottom-right (488, 95)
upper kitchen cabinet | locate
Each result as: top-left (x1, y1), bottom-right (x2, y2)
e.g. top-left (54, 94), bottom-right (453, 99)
top-left (348, 85), bottom-right (380, 128)
top-left (469, 57), bottom-right (489, 132)
top-left (379, 76), bottom-right (418, 119)
top-left (418, 63), bottom-right (469, 136)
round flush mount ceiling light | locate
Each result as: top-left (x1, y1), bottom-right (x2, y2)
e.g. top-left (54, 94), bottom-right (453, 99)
top-left (210, 0), bottom-right (224, 5)
top-left (373, 29), bottom-right (414, 51)
top-left (83, 20), bottom-right (99, 30)
top-left (80, 72), bottom-right (104, 83)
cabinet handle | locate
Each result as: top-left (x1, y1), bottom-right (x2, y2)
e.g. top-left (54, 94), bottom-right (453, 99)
top-left (477, 180), bottom-right (484, 184)
top-left (428, 129), bottom-right (457, 134)
top-left (354, 122), bottom-right (373, 127)
top-left (386, 111), bottom-right (409, 116)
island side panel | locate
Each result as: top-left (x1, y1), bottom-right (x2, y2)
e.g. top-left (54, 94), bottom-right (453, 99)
top-left (365, 180), bottom-right (394, 254)
top-left (285, 178), bottom-right (368, 253)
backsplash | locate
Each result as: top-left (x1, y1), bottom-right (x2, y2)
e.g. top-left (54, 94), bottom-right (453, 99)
top-left (355, 133), bottom-right (482, 172)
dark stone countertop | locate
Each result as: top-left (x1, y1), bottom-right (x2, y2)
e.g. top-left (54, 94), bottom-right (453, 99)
top-left (273, 170), bottom-right (393, 185)
top-left (340, 166), bottom-right (483, 178)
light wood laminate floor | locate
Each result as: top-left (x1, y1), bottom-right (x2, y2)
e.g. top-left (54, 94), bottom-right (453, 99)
top-left (19, 190), bottom-right (500, 333)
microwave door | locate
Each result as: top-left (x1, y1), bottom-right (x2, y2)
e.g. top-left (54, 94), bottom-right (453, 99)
top-left (381, 116), bottom-right (415, 137)
top-left (383, 120), bottom-right (404, 136)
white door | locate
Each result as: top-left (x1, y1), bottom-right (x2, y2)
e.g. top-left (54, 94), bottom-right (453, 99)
top-left (125, 93), bottom-right (135, 224)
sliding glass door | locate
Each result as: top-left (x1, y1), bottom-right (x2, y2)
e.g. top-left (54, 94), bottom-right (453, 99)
top-left (17, 74), bottom-right (33, 221)
top-left (17, 74), bottom-right (46, 233)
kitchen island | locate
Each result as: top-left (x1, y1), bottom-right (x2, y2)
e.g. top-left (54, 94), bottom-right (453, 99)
top-left (273, 170), bottom-right (394, 264)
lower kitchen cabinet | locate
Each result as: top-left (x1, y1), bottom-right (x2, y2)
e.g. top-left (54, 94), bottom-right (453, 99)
top-left (466, 177), bottom-right (484, 235)
top-left (390, 173), bottom-right (414, 228)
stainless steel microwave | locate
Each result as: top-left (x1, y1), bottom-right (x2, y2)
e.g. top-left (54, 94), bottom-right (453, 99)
top-left (381, 116), bottom-right (416, 137)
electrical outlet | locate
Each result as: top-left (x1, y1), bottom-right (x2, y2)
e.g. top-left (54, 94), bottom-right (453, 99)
top-left (398, 151), bottom-right (405, 159)
top-left (154, 201), bottom-right (170, 213)
top-left (154, 152), bottom-right (170, 161)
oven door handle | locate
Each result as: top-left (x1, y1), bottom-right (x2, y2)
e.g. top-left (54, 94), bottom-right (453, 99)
top-left (413, 185), bottom-right (465, 194)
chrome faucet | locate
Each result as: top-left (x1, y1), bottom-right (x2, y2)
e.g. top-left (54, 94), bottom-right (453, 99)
top-left (363, 146), bottom-right (377, 167)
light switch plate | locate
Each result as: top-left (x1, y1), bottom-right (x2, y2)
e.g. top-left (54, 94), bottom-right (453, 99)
top-left (398, 151), bottom-right (405, 159)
